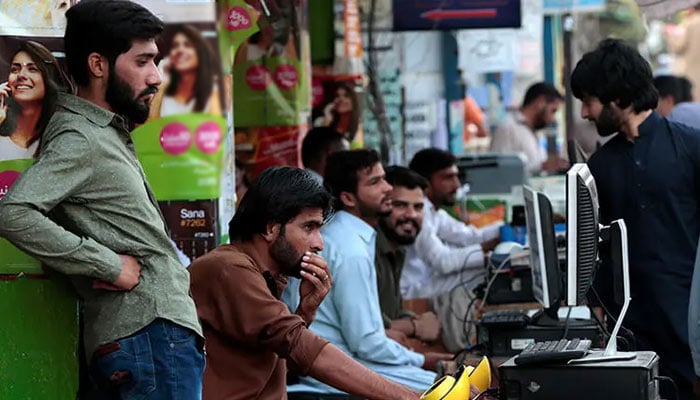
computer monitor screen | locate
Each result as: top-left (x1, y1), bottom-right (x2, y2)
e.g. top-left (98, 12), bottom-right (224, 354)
top-left (566, 163), bottom-right (600, 306)
top-left (523, 186), bottom-right (561, 311)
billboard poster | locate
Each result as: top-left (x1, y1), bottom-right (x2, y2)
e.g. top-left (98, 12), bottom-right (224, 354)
top-left (128, 1), bottom-right (225, 259)
top-left (392, 0), bottom-right (521, 31)
top-left (0, 0), bottom-right (229, 263)
top-left (0, 34), bottom-right (67, 274)
top-left (235, 124), bottom-right (306, 177)
top-left (0, 2), bottom-right (79, 397)
top-left (131, 19), bottom-right (226, 203)
top-left (231, 0), bottom-right (310, 127)
top-left (159, 199), bottom-right (219, 260)
top-left (311, 74), bottom-right (364, 146)
top-left (308, 0), bottom-right (365, 148)
top-left (229, 0), bottom-right (311, 176)
top-left (333, 0), bottom-right (364, 75)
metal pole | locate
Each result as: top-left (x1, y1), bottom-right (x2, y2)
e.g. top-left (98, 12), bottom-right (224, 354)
top-left (563, 13), bottom-right (575, 144)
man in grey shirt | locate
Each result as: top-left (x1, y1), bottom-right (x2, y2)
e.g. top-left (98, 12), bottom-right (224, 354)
top-left (0, 1), bottom-right (203, 398)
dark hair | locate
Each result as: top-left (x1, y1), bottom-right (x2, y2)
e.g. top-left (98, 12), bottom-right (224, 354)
top-left (330, 82), bottom-right (360, 139)
top-left (164, 24), bottom-right (215, 113)
top-left (679, 76), bottom-right (694, 103)
top-left (409, 148), bottom-right (457, 180)
top-left (385, 165), bottom-right (428, 191)
top-left (301, 126), bottom-right (346, 168)
top-left (324, 149), bottom-right (380, 210)
top-left (522, 82), bottom-right (563, 107)
top-left (229, 166), bottom-right (333, 241)
top-left (64, 0), bottom-right (163, 86)
top-left (653, 75), bottom-right (682, 102)
top-left (0, 41), bottom-right (70, 147)
top-left (571, 38), bottom-right (658, 112)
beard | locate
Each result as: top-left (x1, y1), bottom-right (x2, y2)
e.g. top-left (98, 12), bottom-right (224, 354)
top-left (358, 196), bottom-right (391, 219)
top-left (532, 110), bottom-right (548, 131)
top-left (379, 217), bottom-right (420, 246)
top-left (594, 104), bottom-right (623, 137)
top-left (270, 228), bottom-right (304, 278)
top-left (106, 71), bottom-right (158, 124)
top-left (434, 190), bottom-right (457, 207)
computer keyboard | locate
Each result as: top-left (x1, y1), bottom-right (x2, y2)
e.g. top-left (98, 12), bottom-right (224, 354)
top-left (514, 338), bottom-right (591, 366)
top-left (480, 310), bottom-right (530, 329)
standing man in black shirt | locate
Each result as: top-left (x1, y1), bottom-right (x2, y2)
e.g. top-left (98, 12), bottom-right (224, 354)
top-left (571, 38), bottom-right (700, 399)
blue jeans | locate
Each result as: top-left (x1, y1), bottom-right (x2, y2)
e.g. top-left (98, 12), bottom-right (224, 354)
top-left (90, 319), bottom-right (204, 400)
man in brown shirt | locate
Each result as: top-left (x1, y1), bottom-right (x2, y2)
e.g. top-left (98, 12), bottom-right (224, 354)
top-left (189, 166), bottom-right (422, 400)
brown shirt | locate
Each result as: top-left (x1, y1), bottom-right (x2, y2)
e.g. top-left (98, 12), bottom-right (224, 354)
top-left (189, 243), bottom-right (329, 400)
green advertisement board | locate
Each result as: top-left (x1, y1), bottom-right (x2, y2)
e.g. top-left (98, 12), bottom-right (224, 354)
top-left (0, 159), bottom-right (41, 275)
top-left (230, 0), bottom-right (311, 128)
top-left (132, 114), bottom-right (227, 201)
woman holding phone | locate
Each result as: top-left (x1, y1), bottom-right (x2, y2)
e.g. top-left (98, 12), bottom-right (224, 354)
top-left (149, 24), bottom-right (222, 118)
top-left (0, 40), bottom-right (69, 161)
top-left (313, 81), bottom-right (360, 142)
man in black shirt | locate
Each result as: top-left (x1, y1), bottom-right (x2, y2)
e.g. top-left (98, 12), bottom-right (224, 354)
top-left (571, 38), bottom-right (700, 399)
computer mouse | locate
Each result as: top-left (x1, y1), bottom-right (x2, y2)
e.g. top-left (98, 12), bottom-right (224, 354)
top-left (493, 241), bottom-right (524, 255)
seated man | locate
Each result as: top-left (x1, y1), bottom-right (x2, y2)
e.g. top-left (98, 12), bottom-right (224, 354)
top-left (301, 126), bottom-right (350, 180)
top-left (653, 75), bottom-right (685, 117)
top-left (377, 166), bottom-right (441, 346)
top-left (284, 150), bottom-right (452, 396)
top-left (189, 166), bottom-right (421, 400)
top-left (405, 148), bottom-right (501, 352)
top-left (667, 76), bottom-right (700, 130)
top-left (489, 82), bottom-right (568, 175)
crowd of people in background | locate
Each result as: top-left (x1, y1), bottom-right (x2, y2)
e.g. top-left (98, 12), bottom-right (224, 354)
top-left (3, 1), bottom-right (700, 399)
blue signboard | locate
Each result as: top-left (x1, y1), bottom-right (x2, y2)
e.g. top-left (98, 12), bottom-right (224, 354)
top-left (393, 0), bottom-right (521, 31)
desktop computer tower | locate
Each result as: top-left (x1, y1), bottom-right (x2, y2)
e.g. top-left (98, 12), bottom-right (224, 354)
top-left (479, 320), bottom-right (603, 357)
top-left (498, 351), bottom-right (660, 400)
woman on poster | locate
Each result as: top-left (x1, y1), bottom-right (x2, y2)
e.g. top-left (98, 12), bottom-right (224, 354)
top-left (149, 24), bottom-right (222, 118)
top-left (313, 81), bottom-right (360, 142)
top-left (0, 40), bottom-right (69, 161)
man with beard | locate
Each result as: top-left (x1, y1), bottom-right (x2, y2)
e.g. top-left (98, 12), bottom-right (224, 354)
top-left (0, 0), bottom-right (206, 398)
top-left (376, 166), bottom-right (442, 345)
top-left (284, 150), bottom-right (452, 397)
top-left (189, 167), bottom-right (421, 400)
top-left (489, 81), bottom-right (568, 175)
top-left (572, 38), bottom-right (700, 400)
top-left (404, 148), bottom-right (501, 352)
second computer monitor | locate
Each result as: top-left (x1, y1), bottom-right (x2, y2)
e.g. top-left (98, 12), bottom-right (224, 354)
top-left (566, 163), bottom-right (600, 306)
top-left (523, 186), bottom-right (561, 312)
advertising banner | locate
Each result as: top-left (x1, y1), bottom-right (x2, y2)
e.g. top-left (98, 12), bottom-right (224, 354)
top-left (235, 124), bottom-right (306, 176)
top-left (0, 33), bottom-right (67, 274)
top-left (0, 1), bottom-right (229, 262)
top-left (231, 0), bottom-right (309, 127)
top-left (229, 0), bottom-right (311, 176)
top-left (128, 1), bottom-right (226, 260)
top-left (0, 2), bottom-right (79, 397)
top-left (309, 0), bottom-right (365, 148)
top-left (311, 74), bottom-right (364, 146)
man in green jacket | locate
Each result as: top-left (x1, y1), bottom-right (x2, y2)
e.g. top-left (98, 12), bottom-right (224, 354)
top-left (0, 1), bottom-right (204, 398)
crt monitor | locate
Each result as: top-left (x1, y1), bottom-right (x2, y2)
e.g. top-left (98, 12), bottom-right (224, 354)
top-left (523, 186), bottom-right (562, 324)
top-left (566, 163), bottom-right (599, 306)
